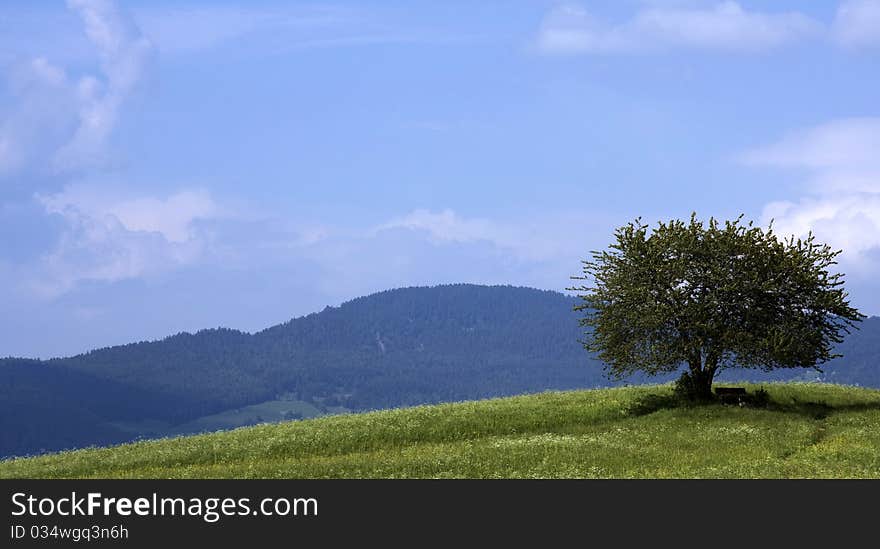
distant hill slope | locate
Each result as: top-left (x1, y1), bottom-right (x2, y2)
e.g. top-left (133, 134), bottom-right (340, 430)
top-left (2, 284), bottom-right (879, 458)
top-left (3, 384), bottom-right (879, 479)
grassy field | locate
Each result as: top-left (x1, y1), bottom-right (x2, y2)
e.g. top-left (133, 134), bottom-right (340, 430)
top-left (2, 383), bottom-right (879, 479)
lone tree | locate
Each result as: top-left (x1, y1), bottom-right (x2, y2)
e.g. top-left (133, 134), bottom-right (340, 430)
top-left (570, 214), bottom-right (864, 400)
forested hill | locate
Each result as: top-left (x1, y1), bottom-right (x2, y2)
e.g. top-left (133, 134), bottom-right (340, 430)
top-left (37, 285), bottom-right (601, 421)
top-left (2, 284), bottom-right (879, 458)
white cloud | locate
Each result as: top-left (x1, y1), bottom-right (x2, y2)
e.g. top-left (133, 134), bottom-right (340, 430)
top-left (54, 0), bottom-right (153, 171)
top-left (108, 193), bottom-right (219, 243)
top-left (744, 118), bottom-right (880, 269)
top-left (0, 0), bottom-right (152, 179)
top-left (39, 185), bottom-right (219, 243)
top-left (744, 118), bottom-right (880, 198)
top-left (28, 57), bottom-right (67, 87)
top-left (763, 195), bottom-right (880, 257)
top-left (536, 1), bottom-right (820, 54)
top-left (32, 186), bottom-right (219, 297)
top-left (742, 118), bottom-right (880, 174)
top-left (833, 0), bottom-right (880, 48)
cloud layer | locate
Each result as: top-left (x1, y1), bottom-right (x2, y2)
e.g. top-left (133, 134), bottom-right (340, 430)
top-left (536, 1), bottom-right (880, 54)
top-left (745, 118), bottom-right (880, 269)
top-left (55, 0), bottom-right (153, 171)
top-left (0, 0), bottom-right (152, 179)
top-left (833, 0), bottom-right (880, 48)
top-left (32, 185), bottom-right (219, 298)
top-left (536, 2), bottom-right (820, 54)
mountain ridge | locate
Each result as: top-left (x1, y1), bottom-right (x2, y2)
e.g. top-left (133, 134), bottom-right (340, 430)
top-left (2, 283), bottom-right (878, 458)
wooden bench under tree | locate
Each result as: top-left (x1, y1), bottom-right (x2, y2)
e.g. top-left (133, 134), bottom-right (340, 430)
top-left (714, 387), bottom-right (747, 404)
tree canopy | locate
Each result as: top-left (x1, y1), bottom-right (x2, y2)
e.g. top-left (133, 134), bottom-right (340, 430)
top-left (570, 214), bottom-right (865, 399)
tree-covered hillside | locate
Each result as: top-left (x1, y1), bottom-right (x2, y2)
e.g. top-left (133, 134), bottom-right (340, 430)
top-left (2, 284), bottom-right (879, 458)
top-left (43, 285), bottom-right (609, 421)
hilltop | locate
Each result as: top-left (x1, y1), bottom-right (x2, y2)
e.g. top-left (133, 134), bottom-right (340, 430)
top-left (2, 384), bottom-right (879, 479)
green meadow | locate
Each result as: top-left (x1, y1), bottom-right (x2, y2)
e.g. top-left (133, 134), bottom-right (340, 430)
top-left (2, 383), bottom-right (879, 479)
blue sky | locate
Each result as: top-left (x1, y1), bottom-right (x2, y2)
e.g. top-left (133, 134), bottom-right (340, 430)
top-left (1, 0), bottom-right (879, 358)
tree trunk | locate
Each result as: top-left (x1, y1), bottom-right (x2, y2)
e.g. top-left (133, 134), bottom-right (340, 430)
top-left (688, 353), bottom-right (716, 401)
top-left (690, 367), bottom-right (715, 401)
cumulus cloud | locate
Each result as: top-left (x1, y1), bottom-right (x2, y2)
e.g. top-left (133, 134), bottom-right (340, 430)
top-left (833, 0), bottom-right (880, 48)
top-left (39, 186), bottom-right (219, 243)
top-left (763, 195), bottom-right (880, 259)
top-left (3, 200), bottom-right (615, 356)
top-left (18, 198), bottom-right (601, 301)
top-left (32, 186), bottom-right (219, 297)
top-left (744, 118), bottom-right (880, 268)
top-left (535, 1), bottom-right (820, 54)
top-left (0, 0), bottom-right (152, 179)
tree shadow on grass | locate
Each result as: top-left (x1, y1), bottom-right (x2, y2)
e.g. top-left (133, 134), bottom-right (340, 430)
top-left (625, 394), bottom-right (694, 416)
top-left (625, 391), bottom-right (880, 420)
top-left (772, 399), bottom-right (833, 420)
top-left (766, 398), bottom-right (880, 420)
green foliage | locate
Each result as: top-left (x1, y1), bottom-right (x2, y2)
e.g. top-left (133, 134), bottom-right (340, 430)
top-left (2, 384), bottom-right (879, 479)
top-left (571, 214), bottom-right (865, 395)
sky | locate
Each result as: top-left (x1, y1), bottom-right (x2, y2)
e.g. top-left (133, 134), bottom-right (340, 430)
top-left (1, 0), bottom-right (879, 358)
